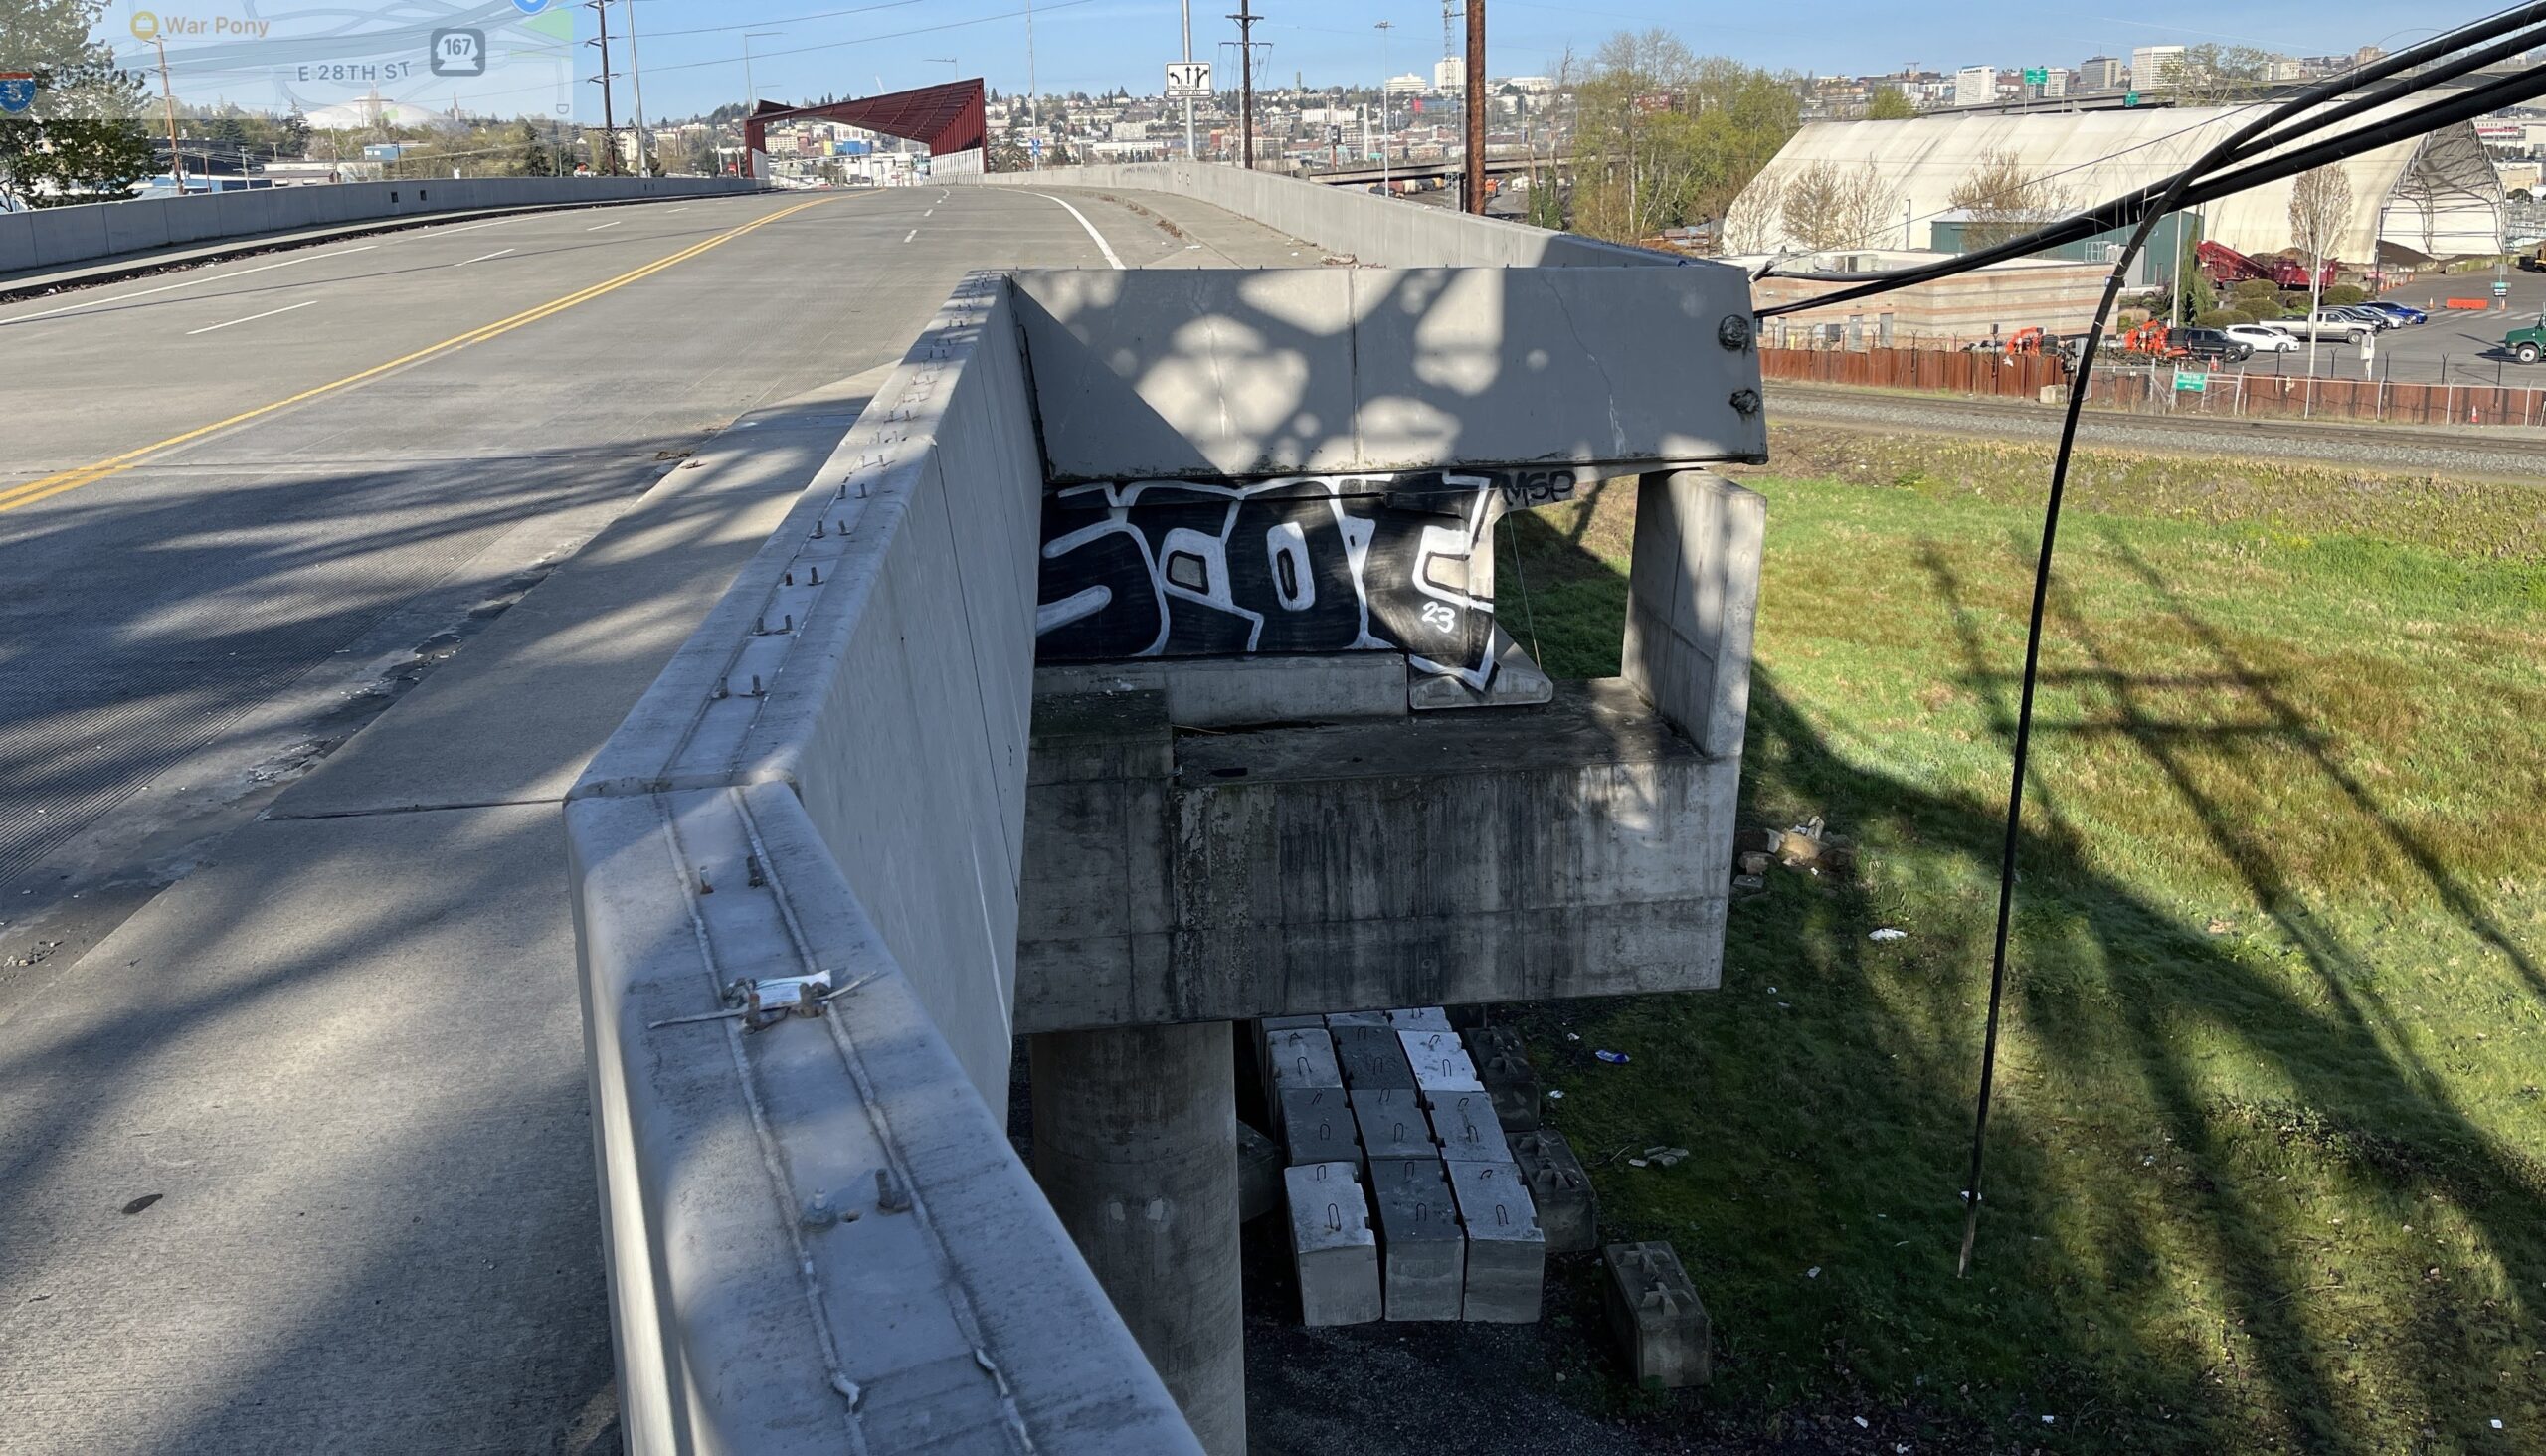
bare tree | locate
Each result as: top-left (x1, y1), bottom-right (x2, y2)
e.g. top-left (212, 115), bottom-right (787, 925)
top-left (1780, 157), bottom-right (1896, 251)
top-left (1721, 174), bottom-right (1782, 253)
top-left (1946, 148), bottom-right (2077, 250)
top-left (2287, 164), bottom-right (2352, 375)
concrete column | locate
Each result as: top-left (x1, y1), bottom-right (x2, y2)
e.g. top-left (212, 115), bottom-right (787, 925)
top-left (1030, 1021), bottom-right (1244, 1454)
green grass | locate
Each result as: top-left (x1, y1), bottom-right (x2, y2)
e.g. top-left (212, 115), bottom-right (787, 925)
top-left (1500, 434), bottom-right (2546, 1453)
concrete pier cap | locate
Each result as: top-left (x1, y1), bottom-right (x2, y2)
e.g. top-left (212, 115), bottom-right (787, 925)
top-left (568, 234), bottom-right (1766, 1454)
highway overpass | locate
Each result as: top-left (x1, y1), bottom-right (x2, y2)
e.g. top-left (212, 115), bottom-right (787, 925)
top-left (0, 166), bottom-right (1762, 1454)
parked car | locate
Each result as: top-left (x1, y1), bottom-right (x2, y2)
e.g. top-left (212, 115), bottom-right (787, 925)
top-left (2171, 327), bottom-right (2254, 363)
top-left (2358, 300), bottom-right (2428, 325)
top-left (2325, 304), bottom-right (2403, 330)
top-left (2221, 323), bottom-right (2301, 353)
top-left (2262, 312), bottom-right (2380, 345)
top-left (2505, 321), bottom-right (2545, 365)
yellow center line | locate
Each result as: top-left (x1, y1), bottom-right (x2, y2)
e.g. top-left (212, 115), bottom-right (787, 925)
top-left (0, 197), bottom-right (835, 516)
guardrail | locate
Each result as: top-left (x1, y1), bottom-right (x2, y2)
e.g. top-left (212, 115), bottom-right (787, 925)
top-left (0, 175), bottom-right (761, 275)
top-left (566, 270), bottom-right (1197, 1454)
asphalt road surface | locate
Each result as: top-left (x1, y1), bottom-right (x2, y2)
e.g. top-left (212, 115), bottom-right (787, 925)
top-left (0, 183), bottom-right (1313, 1454)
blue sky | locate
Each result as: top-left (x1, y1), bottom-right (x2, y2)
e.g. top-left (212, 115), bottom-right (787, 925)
top-left (599, 0), bottom-right (2443, 118)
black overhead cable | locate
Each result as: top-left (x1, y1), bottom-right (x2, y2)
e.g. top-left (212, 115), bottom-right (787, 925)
top-left (1731, 3), bottom-right (2546, 1275)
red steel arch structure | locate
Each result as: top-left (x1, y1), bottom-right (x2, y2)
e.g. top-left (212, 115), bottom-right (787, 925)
top-left (742, 78), bottom-right (988, 181)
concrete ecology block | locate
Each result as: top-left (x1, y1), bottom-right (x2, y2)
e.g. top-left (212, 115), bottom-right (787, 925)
top-left (1387, 1006), bottom-right (1453, 1032)
top-left (1280, 1088), bottom-right (1364, 1171)
top-left (1465, 1024), bottom-right (1541, 1132)
top-left (1351, 1089), bottom-right (1438, 1161)
top-left (1509, 1129), bottom-right (1599, 1255)
top-left (1426, 1090), bottom-right (1513, 1166)
top-left (1602, 1241), bottom-right (1711, 1388)
top-left (1369, 1154), bottom-right (1465, 1321)
top-left (1324, 1009), bottom-right (1394, 1027)
top-left (1286, 1163), bottom-right (1382, 1327)
top-left (1448, 1161), bottom-right (1546, 1323)
top-left (1401, 1030), bottom-right (1484, 1093)
top-left (1332, 1024), bottom-right (1416, 1089)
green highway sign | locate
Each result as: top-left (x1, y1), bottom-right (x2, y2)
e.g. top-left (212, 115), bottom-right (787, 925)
top-left (2023, 67), bottom-right (2048, 85)
top-left (2174, 370), bottom-right (2209, 392)
top-left (2123, 90), bottom-right (2140, 106)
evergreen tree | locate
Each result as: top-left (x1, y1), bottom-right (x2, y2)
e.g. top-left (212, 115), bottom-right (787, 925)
top-left (0, 0), bottom-right (154, 204)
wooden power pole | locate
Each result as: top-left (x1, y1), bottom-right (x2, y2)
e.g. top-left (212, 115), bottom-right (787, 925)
top-left (1463, 0), bottom-right (1485, 213)
top-left (1229, 0), bottom-right (1257, 170)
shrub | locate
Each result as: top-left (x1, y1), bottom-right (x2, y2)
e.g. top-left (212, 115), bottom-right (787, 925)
top-left (2196, 308), bottom-right (2259, 327)
top-left (2324, 283), bottom-right (2369, 305)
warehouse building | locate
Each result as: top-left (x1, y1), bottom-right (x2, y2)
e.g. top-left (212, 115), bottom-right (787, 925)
top-left (1731, 103), bottom-right (2504, 265)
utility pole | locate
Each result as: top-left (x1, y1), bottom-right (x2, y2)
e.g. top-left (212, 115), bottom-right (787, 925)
top-left (1026, 0), bottom-right (1041, 169)
top-left (622, 0), bottom-right (648, 177)
top-left (1463, 0), bottom-right (1484, 214)
top-left (1229, 0), bottom-right (1257, 170)
top-left (150, 35), bottom-right (184, 194)
top-left (586, 0), bottom-right (618, 176)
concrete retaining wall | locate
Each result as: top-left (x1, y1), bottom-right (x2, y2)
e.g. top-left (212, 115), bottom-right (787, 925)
top-left (966, 161), bottom-right (1679, 269)
top-left (0, 175), bottom-right (759, 274)
top-left (568, 271), bottom-right (1193, 1452)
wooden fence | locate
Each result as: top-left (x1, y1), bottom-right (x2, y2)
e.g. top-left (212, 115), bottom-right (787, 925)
top-left (1761, 346), bottom-right (2546, 428)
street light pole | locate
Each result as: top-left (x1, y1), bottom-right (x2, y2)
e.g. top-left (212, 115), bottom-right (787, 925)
top-left (1181, 0), bottom-right (1195, 163)
top-left (1229, 0), bottom-right (1257, 170)
top-left (1375, 20), bottom-right (1393, 192)
top-left (622, 0), bottom-right (649, 177)
top-left (1026, 0), bottom-right (1042, 169)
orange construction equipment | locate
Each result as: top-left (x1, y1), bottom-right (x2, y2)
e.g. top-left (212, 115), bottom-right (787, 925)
top-left (2118, 320), bottom-right (2182, 357)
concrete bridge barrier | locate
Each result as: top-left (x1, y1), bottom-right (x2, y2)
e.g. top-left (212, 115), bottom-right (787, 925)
top-left (0, 175), bottom-right (762, 275)
top-left (568, 206), bottom-right (1766, 1446)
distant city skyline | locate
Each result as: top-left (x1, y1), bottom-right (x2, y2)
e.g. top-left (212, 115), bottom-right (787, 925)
top-left (111, 0), bottom-right (2475, 122)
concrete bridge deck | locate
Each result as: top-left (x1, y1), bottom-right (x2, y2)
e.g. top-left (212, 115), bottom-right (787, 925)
top-left (0, 185), bottom-right (1310, 1453)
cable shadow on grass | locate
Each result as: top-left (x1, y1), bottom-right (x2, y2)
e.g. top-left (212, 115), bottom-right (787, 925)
top-left (1499, 501), bottom-right (2544, 1455)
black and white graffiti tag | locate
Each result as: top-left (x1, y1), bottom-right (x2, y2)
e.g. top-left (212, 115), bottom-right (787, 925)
top-left (1034, 469), bottom-right (1574, 688)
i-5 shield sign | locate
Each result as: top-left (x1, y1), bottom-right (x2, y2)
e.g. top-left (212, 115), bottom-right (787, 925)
top-left (1165, 61), bottom-right (1212, 101)
top-left (0, 73), bottom-right (37, 116)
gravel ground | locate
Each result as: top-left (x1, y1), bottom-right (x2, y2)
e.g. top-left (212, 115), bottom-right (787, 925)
top-left (1768, 384), bottom-right (2546, 480)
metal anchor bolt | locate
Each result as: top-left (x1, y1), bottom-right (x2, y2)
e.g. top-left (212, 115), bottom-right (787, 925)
top-left (1717, 313), bottom-right (1753, 351)
top-left (1729, 388), bottom-right (1761, 418)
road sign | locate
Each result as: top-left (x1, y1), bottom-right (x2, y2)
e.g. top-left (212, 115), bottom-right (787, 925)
top-left (430, 28), bottom-right (487, 77)
top-left (1028, 136), bottom-right (1043, 156)
top-left (2494, 279), bottom-right (2512, 296)
top-left (0, 73), bottom-right (36, 117)
top-left (2023, 67), bottom-right (2048, 85)
top-left (511, 0), bottom-right (549, 12)
top-left (2173, 369), bottom-right (2208, 392)
top-left (1328, 124), bottom-right (1343, 144)
top-left (2123, 90), bottom-right (2140, 106)
top-left (1165, 61), bottom-right (1212, 101)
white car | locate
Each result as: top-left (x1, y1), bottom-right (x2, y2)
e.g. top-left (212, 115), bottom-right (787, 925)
top-left (2223, 324), bottom-right (2302, 353)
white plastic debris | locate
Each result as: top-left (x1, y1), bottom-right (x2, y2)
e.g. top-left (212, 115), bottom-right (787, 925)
top-left (1805, 1266), bottom-right (1821, 1278)
top-left (1546, 1089), bottom-right (1564, 1100)
top-left (1853, 1416), bottom-right (1869, 1429)
top-left (1870, 928), bottom-right (1909, 943)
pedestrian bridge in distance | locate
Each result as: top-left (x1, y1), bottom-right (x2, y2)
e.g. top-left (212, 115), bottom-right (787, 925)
top-left (568, 163), bottom-right (1768, 1454)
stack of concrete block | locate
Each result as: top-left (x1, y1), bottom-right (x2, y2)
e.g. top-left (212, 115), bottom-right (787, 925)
top-left (1601, 1241), bottom-right (1710, 1387)
top-left (1509, 1129), bottom-right (1598, 1254)
top-left (1285, 1162), bottom-right (1380, 1326)
top-left (1238, 1121), bottom-right (1286, 1223)
top-left (1447, 1161), bottom-right (1545, 1322)
top-left (1257, 1007), bottom-right (1553, 1328)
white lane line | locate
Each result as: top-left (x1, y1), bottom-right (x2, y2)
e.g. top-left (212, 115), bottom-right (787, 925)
top-left (903, 229), bottom-right (918, 243)
top-left (666, 206), bottom-right (690, 213)
top-left (923, 208), bottom-right (934, 217)
top-left (437, 217), bottom-right (513, 236)
top-left (1026, 191), bottom-right (1124, 271)
top-left (185, 298), bottom-right (318, 336)
top-left (588, 219), bottom-right (625, 231)
top-left (5, 245), bottom-right (376, 324)
top-left (455, 249), bottom-right (516, 267)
